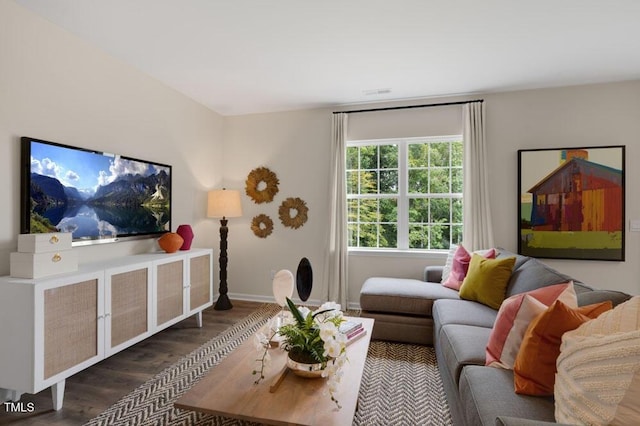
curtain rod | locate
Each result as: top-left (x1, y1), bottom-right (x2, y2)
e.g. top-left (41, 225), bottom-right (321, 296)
top-left (332, 99), bottom-right (483, 115)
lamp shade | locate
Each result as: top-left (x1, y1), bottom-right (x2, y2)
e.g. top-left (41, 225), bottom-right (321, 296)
top-left (207, 189), bottom-right (243, 218)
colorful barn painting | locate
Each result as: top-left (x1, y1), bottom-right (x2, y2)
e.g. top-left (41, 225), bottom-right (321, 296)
top-left (518, 146), bottom-right (625, 261)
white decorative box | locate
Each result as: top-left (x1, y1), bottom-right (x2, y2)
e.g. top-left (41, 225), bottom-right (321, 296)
top-left (18, 233), bottom-right (72, 253)
top-left (10, 250), bottom-right (78, 279)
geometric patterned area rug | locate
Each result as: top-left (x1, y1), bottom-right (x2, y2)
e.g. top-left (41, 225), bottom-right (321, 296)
top-left (84, 304), bottom-right (452, 426)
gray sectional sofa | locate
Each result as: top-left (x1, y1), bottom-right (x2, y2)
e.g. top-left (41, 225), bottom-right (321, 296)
top-left (359, 249), bottom-right (631, 426)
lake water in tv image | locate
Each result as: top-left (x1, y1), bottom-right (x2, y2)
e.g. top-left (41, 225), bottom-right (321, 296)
top-left (28, 139), bottom-right (171, 241)
top-left (37, 204), bottom-right (169, 240)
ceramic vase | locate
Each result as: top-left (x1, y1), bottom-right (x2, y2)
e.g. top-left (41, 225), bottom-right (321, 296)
top-left (158, 232), bottom-right (184, 253)
top-left (176, 224), bottom-right (194, 250)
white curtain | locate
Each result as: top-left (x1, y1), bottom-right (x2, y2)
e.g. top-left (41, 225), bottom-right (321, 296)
top-left (462, 101), bottom-right (495, 250)
top-left (325, 113), bottom-right (349, 308)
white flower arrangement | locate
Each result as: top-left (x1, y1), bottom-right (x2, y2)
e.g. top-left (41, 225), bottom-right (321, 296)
top-left (253, 298), bottom-right (348, 408)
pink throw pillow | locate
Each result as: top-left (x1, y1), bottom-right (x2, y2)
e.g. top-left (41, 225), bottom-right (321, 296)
top-left (442, 245), bottom-right (496, 291)
top-left (485, 281), bottom-right (576, 369)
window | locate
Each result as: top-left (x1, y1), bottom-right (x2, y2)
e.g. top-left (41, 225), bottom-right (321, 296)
top-left (346, 136), bottom-right (463, 250)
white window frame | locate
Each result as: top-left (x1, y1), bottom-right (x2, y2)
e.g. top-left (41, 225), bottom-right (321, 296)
top-left (347, 135), bottom-right (463, 253)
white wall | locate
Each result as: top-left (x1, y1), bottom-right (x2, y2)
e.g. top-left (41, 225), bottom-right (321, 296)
top-left (221, 109), bottom-right (332, 303)
top-left (224, 81), bottom-right (640, 304)
top-left (0, 0), bottom-right (224, 273)
top-left (486, 82), bottom-right (640, 295)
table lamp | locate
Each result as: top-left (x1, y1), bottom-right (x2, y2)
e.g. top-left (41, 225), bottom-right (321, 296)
top-left (207, 188), bottom-right (243, 310)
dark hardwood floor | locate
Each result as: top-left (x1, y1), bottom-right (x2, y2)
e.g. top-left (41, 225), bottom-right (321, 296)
top-left (0, 300), bottom-right (265, 426)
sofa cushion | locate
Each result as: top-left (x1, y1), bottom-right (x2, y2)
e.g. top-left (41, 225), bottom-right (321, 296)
top-left (555, 298), bottom-right (640, 425)
top-left (485, 282), bottom-right (577, 369)
top-left (360, 277), bottom-right (459, 316)
top-left (441, 244), bottom-right (458, 284)
top-left (513, 300), bottom-right (612, 396)
top-left (505, 257), bottom-right (575, 298)
top-left (360, 311), bottom-right (433, 345)
top-left (459, 255), bottom-right (516, 309)
top-left (459, 366), bottom-right (556, 426)
top-left (432, 299), bottom-right (497, 339)
top-left (438, 324), bottom-right (491, 386)
top-left (496, 248), bottom-right (531, 270)
top-left (577, 288), bottom-right (631, 307)
top-left (442, 245), bottom-right (497, 290)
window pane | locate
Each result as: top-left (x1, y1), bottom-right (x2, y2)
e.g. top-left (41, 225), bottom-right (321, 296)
top-left (360, 171), bottom-right (378, 194)
top-left (359, 223), bottom-right (378, 247)
top-left (451, 168), bottom-right (463, 193)
top-left (347, 199), bottom-right (358, 222)
top-left (360, 146), bottom-right (377, 169)
top-left (452, 198), bottom-right (463, 223)
top-left (346, 171), bottom-right (358, 194)
top-left (409, 224), bottom-right (429, 249)
top-left (380, 170), bottom-right (398, 193)
top-left (379, 145), bottom-right (398, 169)
top-left (430, 198), bottom-right (450, 223)
top-left (451, 225), bottom-right (463, 245)
top-left (408, 144), bottom-right (429, 167)
top-left (346, 146), bottom-right (358, 170)
top-left (380, 198), bottom-right (397, 222)
top-left (430, 224), bottom-right (450, 249)
top-left (348, 224), bottom-right (358, 247)
top-left (429, 168), bottom-right (450, 193)
top-left (430, 142), bottom-right (450, 167)
top-left (409, 198), bottom-right (429, 223)
top-left (451, 141), bottom-right (463, 167)
top-left (408, 169), bottom-right (429, 193)
top-left (359, 198), bottom-right (379, 222)
top-left (380, 224), bottom-right (397, 248)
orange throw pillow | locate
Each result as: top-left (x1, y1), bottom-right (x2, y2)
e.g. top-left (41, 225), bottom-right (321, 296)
top-left (513, 300), bottom-right (612, 396)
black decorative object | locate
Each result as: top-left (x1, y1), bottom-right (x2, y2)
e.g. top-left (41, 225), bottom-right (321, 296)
top-left (296, 257), bottom-right (313, 302)
top-left (207, 189), bottom-right (243, 310)
top-left (215, 218), bottom-right (232, 310)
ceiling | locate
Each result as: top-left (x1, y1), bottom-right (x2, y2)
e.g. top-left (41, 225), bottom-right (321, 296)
top-left (14, 0), bottom-right (640, 116)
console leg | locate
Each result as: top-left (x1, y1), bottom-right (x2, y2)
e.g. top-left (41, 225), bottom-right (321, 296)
top-left (52, 380), bottom-right (65, 411)
top-left (196, 311), bottom-right (203, 328)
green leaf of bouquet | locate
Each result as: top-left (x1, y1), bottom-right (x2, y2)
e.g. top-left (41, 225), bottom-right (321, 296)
top-left (286, 297), bottom-right (305, 327)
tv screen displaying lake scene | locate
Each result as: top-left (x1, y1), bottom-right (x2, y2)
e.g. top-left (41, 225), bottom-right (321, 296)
top-left (21, 137), bottom-right (172, 246)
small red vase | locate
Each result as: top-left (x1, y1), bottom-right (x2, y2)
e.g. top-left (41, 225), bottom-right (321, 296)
top-left (158, 232), bottom-right (184, 253)
top-left (176, 224), bottom-right (194, 250)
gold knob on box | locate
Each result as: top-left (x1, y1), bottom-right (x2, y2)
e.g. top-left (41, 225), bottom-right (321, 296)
top-left (52, 253), bottom-right (62, 263)
top-left (49, 235), bottom-right (59, 244)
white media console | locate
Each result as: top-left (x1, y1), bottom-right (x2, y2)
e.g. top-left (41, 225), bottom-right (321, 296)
top-left (0, 248), bottom-right (213, 410)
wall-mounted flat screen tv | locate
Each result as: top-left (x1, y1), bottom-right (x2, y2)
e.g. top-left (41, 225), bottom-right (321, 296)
top-left (21, 136), bottom-right (172, 246)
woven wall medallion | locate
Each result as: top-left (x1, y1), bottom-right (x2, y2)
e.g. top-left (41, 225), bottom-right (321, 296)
top-left (245, 167), bottom-right (279, 204)
top-left (251, 214), bottom-right (274, 238)
top-left (279, 197), bottom-right (308, 229)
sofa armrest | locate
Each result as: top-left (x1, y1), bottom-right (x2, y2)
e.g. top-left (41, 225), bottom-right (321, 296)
top-left (424, 265), bottom-right (444, 283)
top-left (495, 416), bottom-right (570, 426)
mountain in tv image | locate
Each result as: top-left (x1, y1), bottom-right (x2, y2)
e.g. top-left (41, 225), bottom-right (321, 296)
top-left (29, 170), bottom-right (170, 240)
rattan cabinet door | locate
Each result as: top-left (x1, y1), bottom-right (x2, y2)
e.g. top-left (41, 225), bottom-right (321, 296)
top-left (155, 257), bottom-right (186, 329)
top-left (188, 252), bottom-right (212, 314)
top-left (105, 264), bottom-right (153, 356)
top-left (43, 279), bottom-right (100, 380)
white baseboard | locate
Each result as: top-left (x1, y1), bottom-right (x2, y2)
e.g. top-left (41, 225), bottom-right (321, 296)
top-left (224, 292), bottom-right (361, 311)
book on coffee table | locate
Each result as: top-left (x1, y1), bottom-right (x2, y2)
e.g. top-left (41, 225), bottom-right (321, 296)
top-left (339, 320), bottom-right (362, 335)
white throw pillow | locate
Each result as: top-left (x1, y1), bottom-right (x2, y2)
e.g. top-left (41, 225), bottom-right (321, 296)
top-left (555, 297), bottom-right (640, 425)
top-left (440, 244), bottom-right (458, 284)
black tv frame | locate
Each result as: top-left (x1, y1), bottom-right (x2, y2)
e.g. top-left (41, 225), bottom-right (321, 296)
top-left (20, 136), bottom-right (172, 247)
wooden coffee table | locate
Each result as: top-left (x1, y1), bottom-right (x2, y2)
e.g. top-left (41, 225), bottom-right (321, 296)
top-left (174, 316), bottom-right (374, 426)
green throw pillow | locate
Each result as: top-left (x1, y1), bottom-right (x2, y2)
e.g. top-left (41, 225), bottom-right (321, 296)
top-left (459, 254), bottom-right (516, 309)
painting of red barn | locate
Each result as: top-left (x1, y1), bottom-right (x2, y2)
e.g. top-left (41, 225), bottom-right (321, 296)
top-left (518, 146), bottom-right (625, 261)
